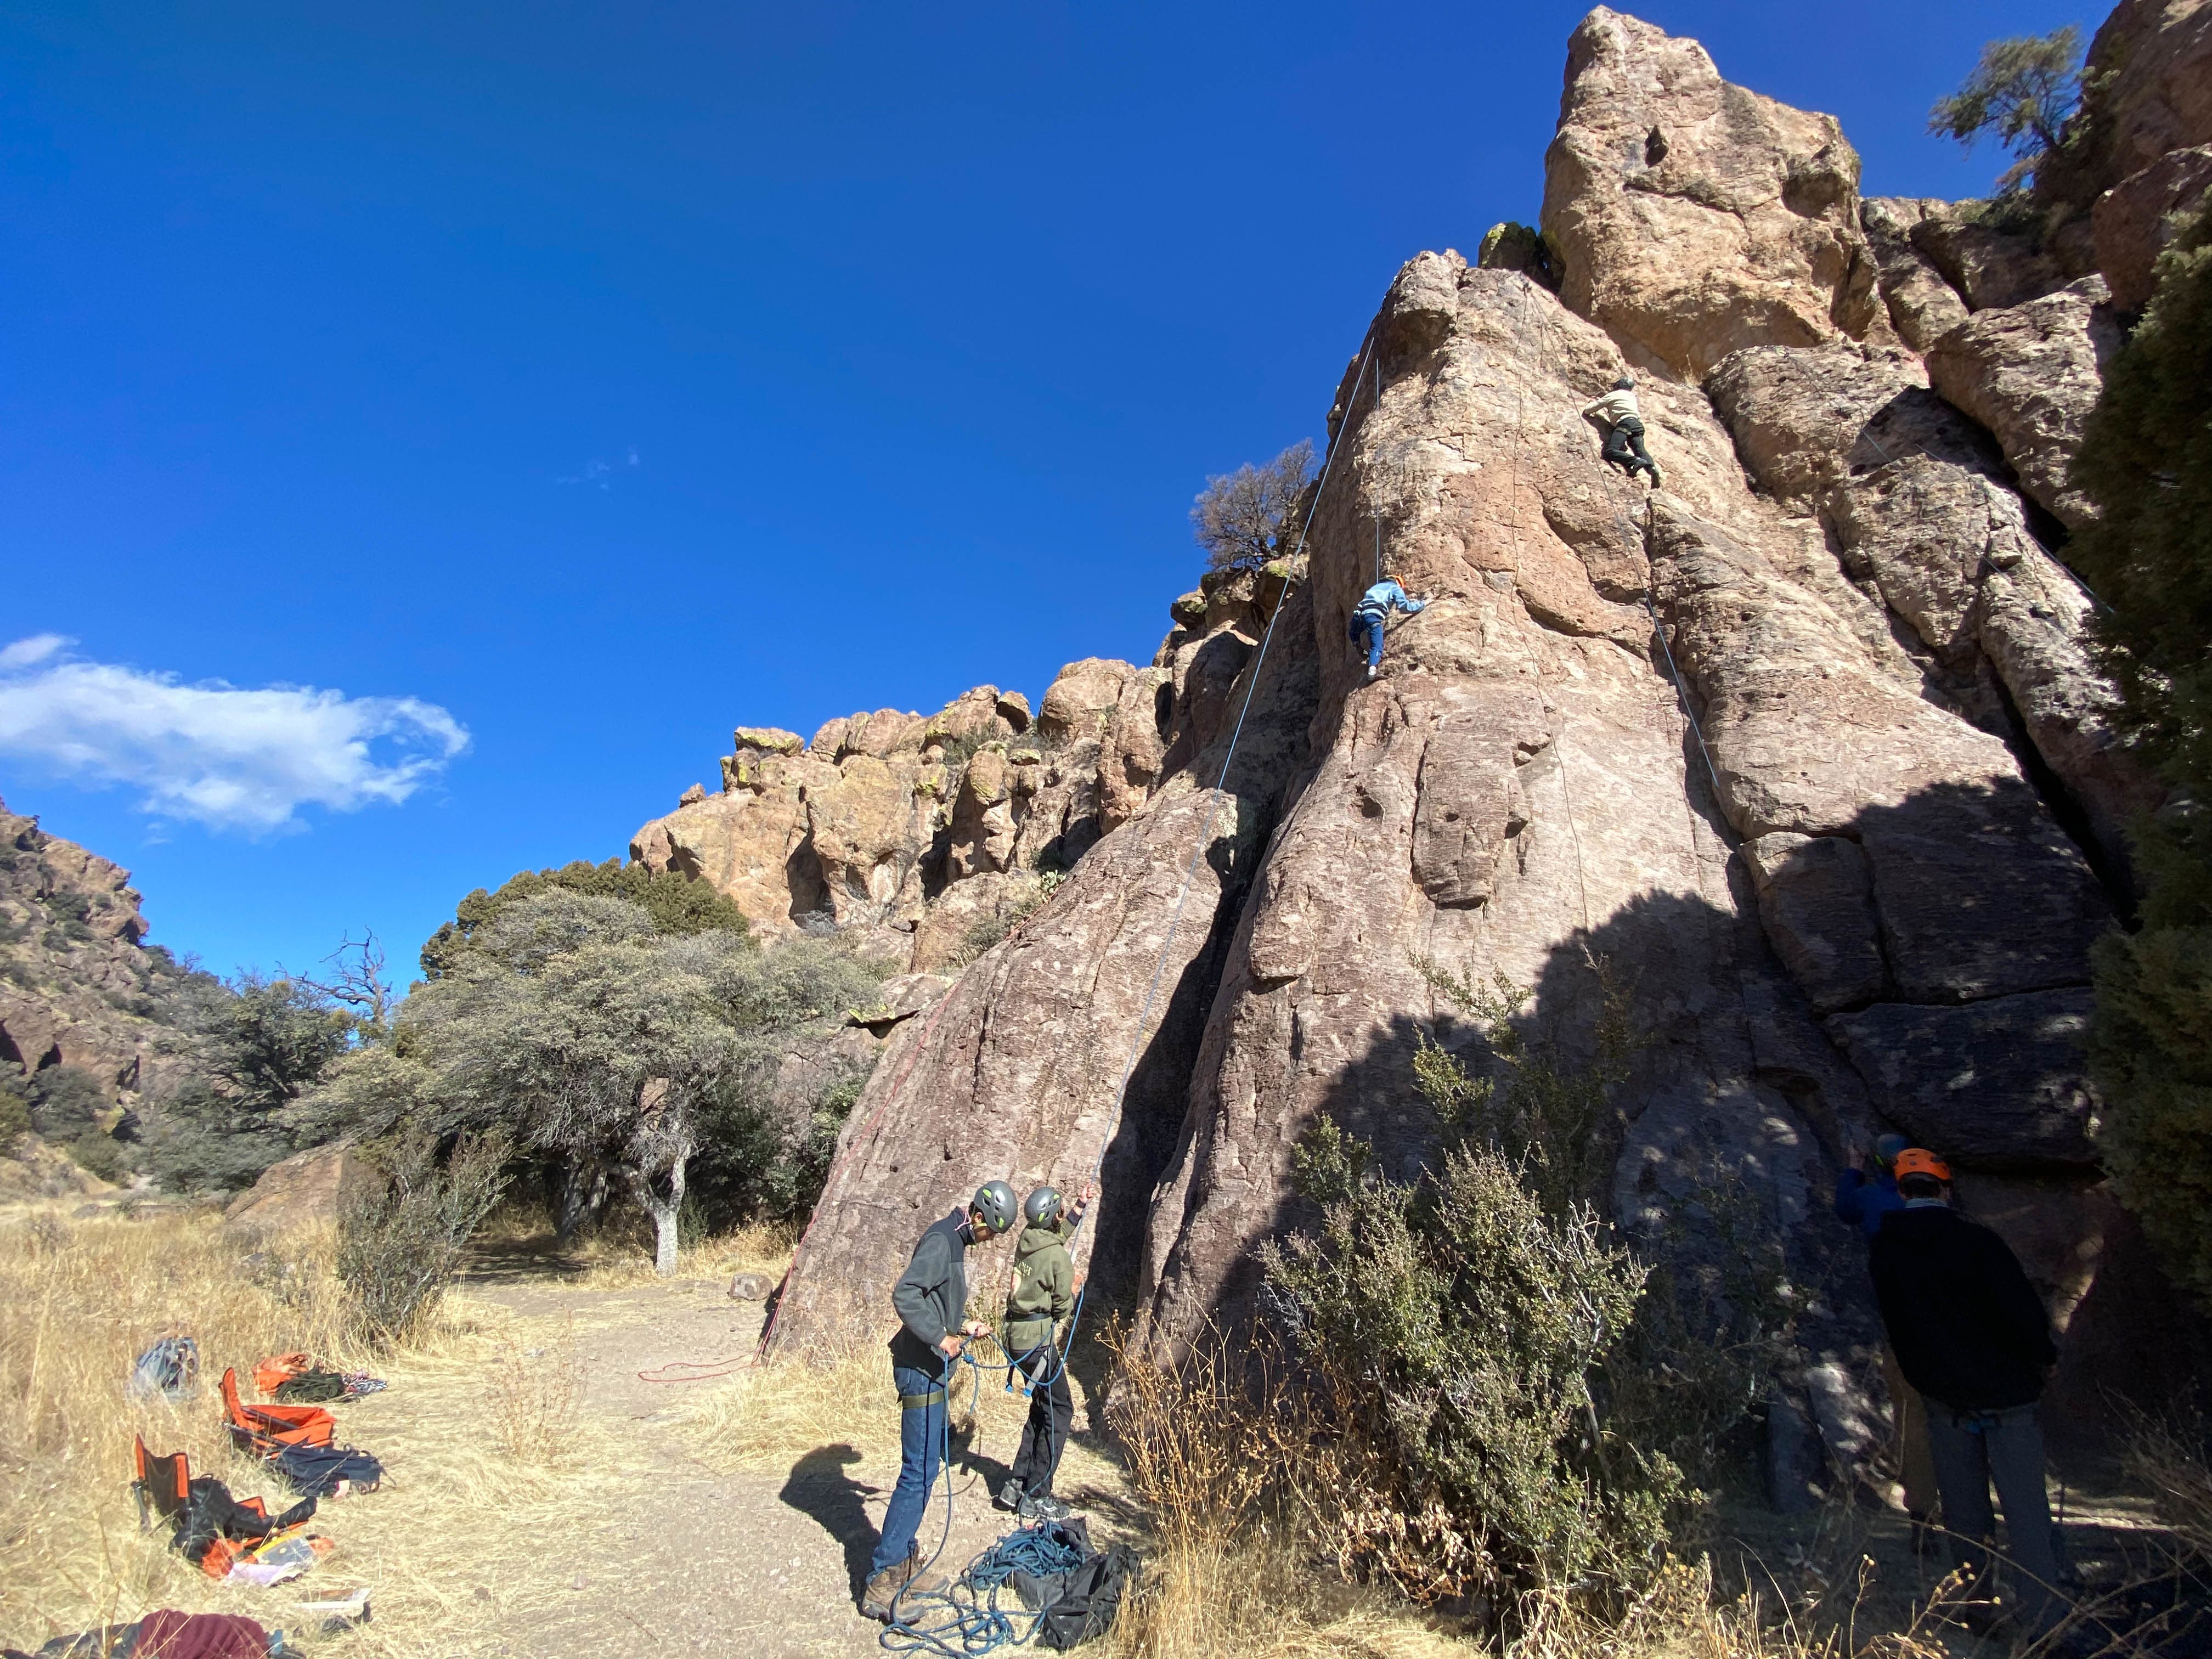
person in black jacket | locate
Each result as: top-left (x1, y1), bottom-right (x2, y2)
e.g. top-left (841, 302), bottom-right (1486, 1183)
top-left (861, 1178), bottom-right (1019, 1623)
top-left (1869, 1149), bottom-right (2063, 1634)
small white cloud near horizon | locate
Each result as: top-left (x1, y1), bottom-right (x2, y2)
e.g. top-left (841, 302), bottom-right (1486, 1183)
top-left (558, 445), bottom-right (641, 490)
top-left (0, 636), bottom-right (471, 835)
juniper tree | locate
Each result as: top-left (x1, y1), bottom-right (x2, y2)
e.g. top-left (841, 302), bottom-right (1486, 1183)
top-left (2072, 198), bottom-right (2212, 1310)
top-left (1928, 27), bottom-right (2084, 194)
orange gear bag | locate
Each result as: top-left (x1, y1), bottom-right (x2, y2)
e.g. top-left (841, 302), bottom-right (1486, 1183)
top-left (221, 1367), bottom-right (336, 1454)
top-left (252, 1352), bottom-right (313, 1397)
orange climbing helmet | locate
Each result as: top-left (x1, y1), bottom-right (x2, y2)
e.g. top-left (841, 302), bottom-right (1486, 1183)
top-left (1893, 1148), bottom-right (1952, 1185)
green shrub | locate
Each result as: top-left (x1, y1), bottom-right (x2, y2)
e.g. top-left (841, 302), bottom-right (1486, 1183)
top-left (66, 1130), bottom-right (128, 1184)
top-left (337, 1128), bottom-right (512, 1347)
top-left (420, 857), bottom-right (751, 978)
top-left (1257, 955), bottom-right (1786, 1613)
top-left (2073, 198), bottom-right (2212, 1312)
top-left (0, 1085), bottom-right (29, 1158)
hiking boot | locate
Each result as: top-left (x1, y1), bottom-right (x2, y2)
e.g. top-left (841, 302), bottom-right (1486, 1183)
top-left (1019, 1491), bottom-right (1073, 1523)
top-left (1365, 664), bottom-right (1379, 682)
top-left (994, 1479), bottom-right (1025, 1513)
top-left (861, 1553), bottom-right (921, 1622)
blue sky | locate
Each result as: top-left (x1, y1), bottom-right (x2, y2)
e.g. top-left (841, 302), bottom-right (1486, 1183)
top-left (1, 0), bottom-right (2084, 984)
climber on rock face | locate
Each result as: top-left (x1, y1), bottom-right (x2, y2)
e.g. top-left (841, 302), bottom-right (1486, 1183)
top-left (1837, 1133), bottom-right (1937, 1533)
top-left (1869, 1149), bottom-right (2066, 1637)
top-left (1582, 373), bottom-right (1663, 486)
top-left (994, 1181), bottom-right (1093, 1525)
top-left (1348, 574), bottom-right (1427, 681)
top-left (862, 1178), bottom-right (1018, 1623)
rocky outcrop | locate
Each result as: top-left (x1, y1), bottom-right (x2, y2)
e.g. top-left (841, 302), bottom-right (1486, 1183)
top-left (0, 797), bottom-right (190, 1125)
top-left (740, 5), bottom-right (2194, 1458)
top-left (2093, 144), bottom-right (2212, 308)
top-left (1541, 8), bottom-right (1891, 377)
top-left (1924, 279), bottom-right (2122, 531)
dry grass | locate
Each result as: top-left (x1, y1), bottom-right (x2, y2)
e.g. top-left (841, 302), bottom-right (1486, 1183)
top-left (487, 1313), bottom-right (582, 1466)
top-left (0, 1204), bottom-right (664, 1658)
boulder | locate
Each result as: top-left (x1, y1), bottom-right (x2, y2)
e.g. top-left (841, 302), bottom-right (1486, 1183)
top-left (1741, 833), bottom-right (1887, 1013)
top-left (2094, 144), bottom-right (2212, 309)
top-left (1924, 278), bottom-right (2121, 531)
top-left (1859, 198), bottom-right (1972, 351)
top-left (1906, 211), bottom-right (2065, 312)
top-left (1825, 990), bottom-right (2098, 1169)
top-left (224, 1143), bottom-right (369, 1232)
top-left (1038, 659), bottom-right (1135, 741)
top-left (1541, 8), bottom-right (1891, 378)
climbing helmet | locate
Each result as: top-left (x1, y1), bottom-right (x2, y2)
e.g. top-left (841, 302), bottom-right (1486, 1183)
top-left (972, 1180), bottom-right (1019, 1235)
top-left (1024, 1185), bottom-right (1063, 1227)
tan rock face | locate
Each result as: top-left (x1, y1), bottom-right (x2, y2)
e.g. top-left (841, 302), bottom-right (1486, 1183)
top-left (1859, 198), bottom-right (1973, 352)
top-left (2079, 0), bottom-right (2212, 184)
top-left (1924, 278), bottom-right (2121, 532)
top-left (1705, 342), bottom-right (2158, 882)
top-left (2094, 144), bottom-right (2212, 308)
top-left (224, 1143), bottom-right (370, 1233)
top-left (0, 798), bottom-right (180, 1120)
top-left (744, 9), bottom-right (2169, 1442)
top-left (1541, 8), bottom-right (1889, 378)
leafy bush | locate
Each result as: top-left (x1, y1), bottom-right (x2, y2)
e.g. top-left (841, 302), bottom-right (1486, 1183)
top-left (420, 857), bottom-right (751, 978)
top-left (337, 1127), bottom-right (512, 1346)
top-left (1256, 955), bottom-right (1786, 1614)
top-left (2075, 198), bottom-right (2212, 1312)
top-left (24, 1065), bottom-right (109, 1141)
top-left (137, 973), bottom-right (355, 1193)
top-left (1190, 440), bottom-right (1316, 571)
top-left (0, 1084), bottom-right (30, 1157)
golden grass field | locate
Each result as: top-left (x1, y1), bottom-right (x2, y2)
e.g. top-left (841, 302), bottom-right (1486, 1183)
top-left (3, 1200), bottom-right (2191, 1659)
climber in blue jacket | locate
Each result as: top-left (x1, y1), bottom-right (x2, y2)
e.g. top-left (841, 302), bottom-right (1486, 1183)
top-left (1835, 1132), bottom-right (1910, 1240)
top-left (1348, 575), bottom-right (1427, 680)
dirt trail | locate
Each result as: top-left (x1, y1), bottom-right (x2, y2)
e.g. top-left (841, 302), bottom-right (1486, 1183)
top-left (460, 1264), bottom-right (1133, 1659)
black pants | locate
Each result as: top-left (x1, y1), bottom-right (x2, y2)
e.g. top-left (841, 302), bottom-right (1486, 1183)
top-left (1007, 1341), bottom-right (1074, 1498)
top-left (1601, 416), bottom-right (1657, 478)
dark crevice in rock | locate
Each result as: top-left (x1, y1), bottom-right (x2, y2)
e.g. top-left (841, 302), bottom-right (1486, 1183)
top-left (1985, 662), bottom-right (2136, 922)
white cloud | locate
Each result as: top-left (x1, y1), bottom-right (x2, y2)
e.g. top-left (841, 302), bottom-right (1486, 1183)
top-left (0, 636), bottom-right (471, 834)
top-left (558, 446), bottom-right (641, 490)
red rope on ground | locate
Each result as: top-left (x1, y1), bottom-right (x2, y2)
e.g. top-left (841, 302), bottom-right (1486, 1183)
top-left (637, 1357), bottom-right (753, 1383)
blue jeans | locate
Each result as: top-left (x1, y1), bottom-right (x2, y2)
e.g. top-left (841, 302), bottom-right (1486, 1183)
top-left (1348, 610), bottom-right (1384, 669)
top-left (871, 1363), bottom-right (950, 1576)
top-left (1925, 1402), bottom-right (2063, 1634)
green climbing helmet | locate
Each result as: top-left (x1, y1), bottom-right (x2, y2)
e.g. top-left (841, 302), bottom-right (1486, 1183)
top-left (1024, 1185), bottom-right (1063, 1227)
top-left (972, 1180), bottom-right (1019, 1235)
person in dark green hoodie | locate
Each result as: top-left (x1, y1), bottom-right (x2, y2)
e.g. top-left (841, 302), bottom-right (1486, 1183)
top-left (994, 1181), bottom-right (1092, 1522)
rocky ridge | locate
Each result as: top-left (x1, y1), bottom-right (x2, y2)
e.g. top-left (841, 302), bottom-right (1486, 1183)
top-left (0, 794), bottom-right (185, 1132)
top-left (635, 3), bottom-right (2212, 1479)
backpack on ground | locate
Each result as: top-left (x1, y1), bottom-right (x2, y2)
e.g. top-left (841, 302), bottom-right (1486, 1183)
top-left (1010, 1521), bottom-right (1139, 1651)
top-left (219, 1369), bottom-right (383, 1496)
top-left (127, 1336), bottom-right (199, 1404)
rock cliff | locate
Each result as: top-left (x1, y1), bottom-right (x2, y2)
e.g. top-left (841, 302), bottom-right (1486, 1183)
top-left (631, 4), bottom-right (2209, 1471)
top-left (0, 794), bottom-right (188, 1131)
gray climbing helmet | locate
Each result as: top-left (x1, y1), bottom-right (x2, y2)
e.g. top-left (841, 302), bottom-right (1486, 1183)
top-left (1613, 373), bottom-right (1634, 390)
top-left (1024, 1185), bottom-right (1063, 1227)
top-left (972, 1180), bottom-right (1019, 1235)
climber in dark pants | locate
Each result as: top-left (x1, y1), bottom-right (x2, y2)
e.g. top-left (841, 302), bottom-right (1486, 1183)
top-left (1582, 373), bottom-right (1662, 486)
top-left (996, 1182), bottom-right (1093, 1523)
top-left (863, 1178), bottom-right (1018, 1622)
top-left (1870, 1149), bottom-right (2065, 1637)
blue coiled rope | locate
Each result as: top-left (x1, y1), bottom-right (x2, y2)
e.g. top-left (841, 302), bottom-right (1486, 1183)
top-left (882, 1518), bottom-right (1089, 1657)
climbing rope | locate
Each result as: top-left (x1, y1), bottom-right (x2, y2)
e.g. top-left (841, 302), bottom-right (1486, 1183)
top-left (883, 1517), bottom-right (1090, 1657)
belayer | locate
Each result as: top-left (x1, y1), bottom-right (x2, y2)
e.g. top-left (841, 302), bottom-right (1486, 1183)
top-left (1835, 1133), bottom-right (1938, 1531)
top-left (995, 1182), bottom-right (1094, 1523)
top-left (1348, 574), bottom-right (1427, 681)
top-left (1582, 373), bottom-right (1662, 486)
top-left (1869, 1149), bottom-right (2066, 1636)
top-left (862, 1178), bottom-right (1019, 1623)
